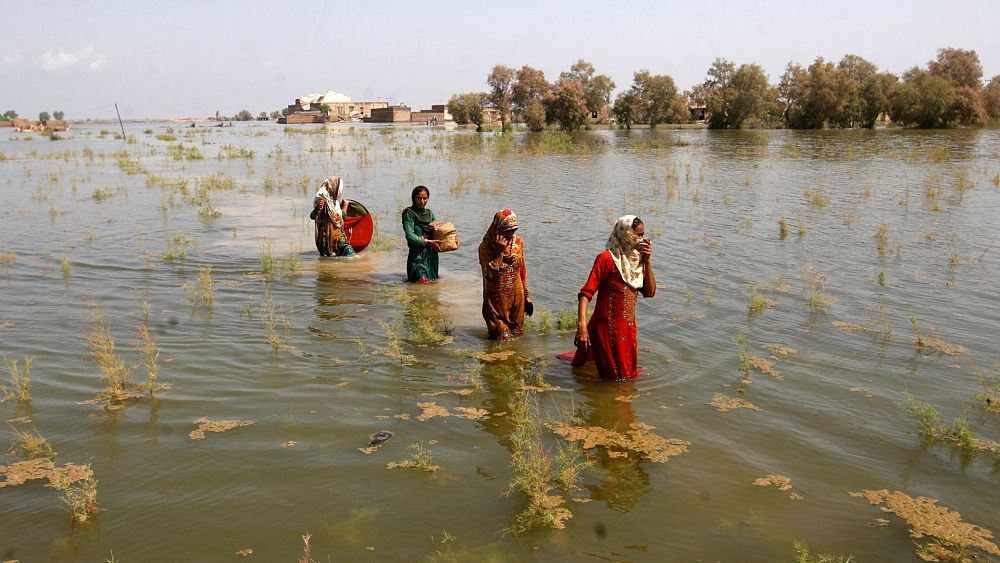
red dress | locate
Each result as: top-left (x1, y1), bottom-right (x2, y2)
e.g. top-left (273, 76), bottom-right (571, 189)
top-left (570, 250), bottom-right (654, 380)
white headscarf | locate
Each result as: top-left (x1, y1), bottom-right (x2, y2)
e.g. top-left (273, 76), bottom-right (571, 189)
top-left (316, 175), bottom-right (344, 217)
top-left (606, 215), bottom-right (644, 289)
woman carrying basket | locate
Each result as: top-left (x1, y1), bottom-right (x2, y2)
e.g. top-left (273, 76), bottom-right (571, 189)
top-left (402, 185), bottom-right (441, 283)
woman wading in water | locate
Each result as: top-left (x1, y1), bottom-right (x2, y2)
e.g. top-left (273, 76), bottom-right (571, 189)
top-left (401, 185), bottom-right (440, 283)
top-left (567, 216), bottom-right (656, 380)
top-left (478, 209), bottom-right (532, 340)
top-left (310, 175), bottom-right (356, 257)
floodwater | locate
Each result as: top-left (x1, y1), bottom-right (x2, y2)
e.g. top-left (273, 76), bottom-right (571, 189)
top-left (1, 122), bottom-right (999, 562)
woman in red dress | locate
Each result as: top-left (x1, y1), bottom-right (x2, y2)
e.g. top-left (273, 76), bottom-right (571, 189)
top-left (570, 215), bottom-right (656, 380)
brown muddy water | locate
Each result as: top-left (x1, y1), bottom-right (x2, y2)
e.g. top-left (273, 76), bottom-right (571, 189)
top-left (1, 123), bottom-right (999, 562)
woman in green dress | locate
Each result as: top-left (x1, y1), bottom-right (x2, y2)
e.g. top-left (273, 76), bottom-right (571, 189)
top-left (401, 185), bottom-right (441, 283)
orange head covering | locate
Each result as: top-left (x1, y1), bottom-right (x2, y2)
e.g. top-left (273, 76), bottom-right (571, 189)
top-left (483, 209), bottom-right (519, 252)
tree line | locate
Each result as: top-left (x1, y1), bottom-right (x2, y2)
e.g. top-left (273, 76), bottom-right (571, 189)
top-left (2, 110), bottom-right (65, 122)
top-left (448, 48), bottom-right (1000, 130)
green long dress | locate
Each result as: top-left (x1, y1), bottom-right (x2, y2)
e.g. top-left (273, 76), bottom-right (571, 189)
top-left (402, 206), bottom-right (439, 282)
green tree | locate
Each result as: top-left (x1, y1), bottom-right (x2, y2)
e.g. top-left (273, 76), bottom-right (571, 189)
top-left (512, 65), bottom-right (549, 117)
top-left (779, 62), bottom-right (809, 127)
top-left (236, 109), bottom-right (253, 121)
top-left (984, 75), bottom-right (1000, 119)
top-left (52, 110), bottom-right (65, 120)
top-left (486, 64), bottom-right (515, 131)
top-left (837, 54), bottom-right (878, 127)
top-left (523, 99), bottom-right (547, 131)
top-left (891, 68), bottom-right (956, 128)
top-left (928, 48), bottom-right (983, 89)
top-left (447, 92), bottom-right (486, 130)
top-left (543, 77), bottom-right (589, 130)
top-left (39, 111), bottom-right (51, 122)
top-left (629, 70), bottom-right (686, 127)
top-left (858, 72), bottom-right (898, 128)
top-left (561, 59), bottom-right (616, 117)
top-left (950, 86), bottom-right (987, 126)
top-left (319, 104), bottom-right (331, 118)
top-left (779, 57), bottom-right (853, 128)
top-left (270, 110), bottom-right (281, 120)
top-left (702, 59), bottom-right (773, 129)
top-left (2, 110), bottom-right (17, 120)
top-left (612, 90), bottom-right (641, 129)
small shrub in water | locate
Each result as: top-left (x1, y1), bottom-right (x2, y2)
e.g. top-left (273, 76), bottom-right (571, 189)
top-left (58, 477), bottom-right (99, 524)
top-left (556, 308), bottom-right (577, 331)
top-left (792, 541), bottom-right (854, 563)
top-left (260, 242), bottom-right (277, 275)
top-left (9, 426), bottom-right (56, 459)
top-left (904, 390), bottom-right (944, 439)
top-left (874, 223), bottom-right (889, 253)
top-left (747, 283), bottom-right (775, 313)
top-left (188, 264), bottom-right (214, 306)
top-left (778, 217), bottom-right (789, 238)
top-left (3, 356), bottom-right (33, 403)
top-left (84, 304), bottom-right (135, 404)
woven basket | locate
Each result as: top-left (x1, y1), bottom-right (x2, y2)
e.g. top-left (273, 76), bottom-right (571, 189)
top-left (430, 220), bottom-right (460, 252)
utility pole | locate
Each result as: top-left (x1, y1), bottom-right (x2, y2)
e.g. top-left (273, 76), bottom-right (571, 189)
top-left (114, 104), bottom-right (126, 140)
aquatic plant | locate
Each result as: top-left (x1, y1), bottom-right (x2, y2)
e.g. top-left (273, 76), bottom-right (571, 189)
top-left (61, 256), bottom-right (71, 281)
top-left (747, 283), bottom-right (776, 313)
top-left (874, 223), bottom-right (889, 253)
top-left (869, 302), bottom-right (891, 339)
top-left (804, 187), bottom-right (830, 207)
top-left (2, 356), bottom-right (32, 403)
top-left (260, 241), bottom-right (276, 275)
top-left (278, 247), bottom-right (301, 276)
top-left (57, 477), bottom-right (99, 524)
top-left (850, 489), bottom-right (1000, 562)
top-left (115, 155), bottom-right (146, 175)
top-left (84, 305), bottom-right (137, 405)
top-left (506, 391), bottom-right (574, 533)
top-left (974, 364), bottom-right (1000, 414)
top-left (8, 426), bottom-right (55, 459)
top-left (462, 362), bottom-right (484, 391)
top-left (910, 315), bottom-right (967, 355)
top-left (556, 308), bottom-right (577, 331)
top-left (792, 541), bottom-right (854, 563)
top-left (164, 234), bottom-right (194, 262)
top-left (733, 335), bottom-right (751, 377)
top-left (217, 144), bottom-right (255, 159)
top-left (299, 532), bottom-right (317, 563)
top-left (135, 323), bottom-right (161, 396)
top-left (261, 285), bottom-right (290, 351)
top-left (779, 217), bottom-right (790, 238)
top-left (387, 442), bottom-right (440, 472)
top-left (904, 391), bottom-right (945, 439)
top-left (2, 246), bottom-right (21, 265)
top-left (155, 132), bottom-right (176, 142)
top-left (166, 143), bottom-right (204, 160)
top-left (803, 267), bottom-right (833, 311)
top-left (878, 270), bottom-right (887, 286)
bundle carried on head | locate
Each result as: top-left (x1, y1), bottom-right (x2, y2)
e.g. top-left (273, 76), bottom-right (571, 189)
top-left (430, 220), bottom-right (460, 252)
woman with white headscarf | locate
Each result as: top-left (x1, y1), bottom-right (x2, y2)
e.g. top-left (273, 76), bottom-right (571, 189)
top-left (310, 175), bottom-right (356, 257)
top-left (567, 215), bottom-right (656, 380)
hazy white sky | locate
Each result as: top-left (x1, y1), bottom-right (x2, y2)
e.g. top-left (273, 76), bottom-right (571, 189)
top-left (2, 0), bottom-right (998, 119)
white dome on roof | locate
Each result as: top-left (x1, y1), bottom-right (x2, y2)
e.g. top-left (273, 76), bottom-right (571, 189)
top-left (321, 90), bottom-right (351, 103)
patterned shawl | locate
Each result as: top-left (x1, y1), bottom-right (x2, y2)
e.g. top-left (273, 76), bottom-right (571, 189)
top-left (606, 215), bottom-right (644, 289)
top-left (316, 176), bottom-right (343, 218)
top-left (483, 209), bottom-right (519, 253)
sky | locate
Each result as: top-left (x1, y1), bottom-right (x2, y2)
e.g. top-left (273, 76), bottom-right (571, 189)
top-left (2, 0), bottom-right (998, 119)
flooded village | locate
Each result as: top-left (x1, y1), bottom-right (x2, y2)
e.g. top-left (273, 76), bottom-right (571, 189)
top-left (2, 3), bottom-right (1000, 562)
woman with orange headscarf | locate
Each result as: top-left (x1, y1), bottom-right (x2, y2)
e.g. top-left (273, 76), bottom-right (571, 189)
top-left (310, 175), bottom-right (356, 257)
top-left (568, 215), bottom-right (656, 380)
top-left (478, 209), bottom-right (532, 340)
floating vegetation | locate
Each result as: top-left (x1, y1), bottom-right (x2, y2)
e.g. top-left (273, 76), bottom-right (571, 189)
top-left (849, 489), bottom-right (1000, 562)
top-left (975, 364), bottom-right (1000, 414)
top-left (804, 187), bottom-right (830, 207)
top-left (217, 144), bottom-right (255, 159)
top-left (748, 356), bottom-right (781, 379)
top-left (753, 474), bottom-right (803, 500)
top-left (556, 307), bottom-right (578, 331)
top-left (188, 418), bottom-right (254, 440)
top-left (61, 255), bottom-right (71, 280)
top-left (832, 320), bottom-right (875, 334)
top-left (414, 402), bottom-right (488, 422)
top-left (386, 442), bottom-right (439, 473)
top-left (0, 458), bottom-right (93, 489)
top-left (778, 217), bottom-right (790, 238)
top-left (164, 234), bottom-right (195, 262)
top-left (2, 356), bottom-right (32, 403)
top-left (709, 393), bottom-right (760, 412)
top-left (547, 421), bottom-right (689, 463)
top-left (911, 316), bottom-right (967, 356)
top-left (792, 541), bottom-right (854, 563)
top-left (116, 155), bottom-right (146, 175)
top-left (469, 350), bottom-right (519, 363)
top-left (767, 345), bottom-right (797, 358)
top-left (260, 241), bottom-right (277, 275)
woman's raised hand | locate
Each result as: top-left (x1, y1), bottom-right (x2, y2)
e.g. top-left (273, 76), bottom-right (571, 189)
top-left (638, 239), bottom-right (652, 262)
top-left (496, 234), bottom-right (509, 248)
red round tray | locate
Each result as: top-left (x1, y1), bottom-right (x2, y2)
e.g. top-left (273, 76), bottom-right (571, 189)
top-left (343, 200), bottom-right (374, 252)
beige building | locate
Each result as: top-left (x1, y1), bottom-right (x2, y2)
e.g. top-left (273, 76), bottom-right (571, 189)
top-left (278, 90), bottom-right (388, 123)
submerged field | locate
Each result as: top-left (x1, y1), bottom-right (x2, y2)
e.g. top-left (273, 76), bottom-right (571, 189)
top-left (1, 122), bottom-right (999, 561)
